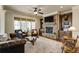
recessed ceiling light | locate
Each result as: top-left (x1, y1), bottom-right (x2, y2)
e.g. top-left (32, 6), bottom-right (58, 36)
top-left (60, 6), bottom-right (63, 9)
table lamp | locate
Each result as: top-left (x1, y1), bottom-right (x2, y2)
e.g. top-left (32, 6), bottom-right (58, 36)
top-left (68, 26), bottom-right (76, 31)
top-left (68, 26), bottom-right (76, 38)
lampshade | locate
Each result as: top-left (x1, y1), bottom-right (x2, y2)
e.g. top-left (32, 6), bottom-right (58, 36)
top-left (68, 26), bottom-right (76, 31)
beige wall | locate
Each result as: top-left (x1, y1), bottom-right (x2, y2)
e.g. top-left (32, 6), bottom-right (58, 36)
top-left (72, 6), bottom-right (79, 38)
top-left (5, 11), bottom-right (14, 33)
top-left (0, 5), bottom-right (6, 35)
top-left (5, 10), bottom-right (40, 33)
top-left (35, 17), bottom-right (40, 30)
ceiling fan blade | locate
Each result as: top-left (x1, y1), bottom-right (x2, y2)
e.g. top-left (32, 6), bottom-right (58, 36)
top-left (38, 12), bottom-right (43, 14)
top-left (38, 9), bottom-right (41, 11)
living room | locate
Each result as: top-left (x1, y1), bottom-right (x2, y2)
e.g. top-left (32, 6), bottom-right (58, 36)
top-left (0, 5), bottom-right (79, 53)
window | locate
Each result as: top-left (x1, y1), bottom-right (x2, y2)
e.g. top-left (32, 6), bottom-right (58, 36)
top-left (26, 21), bottom-right (35, 32)
top-left (32, 21), bottom-right (35, 29)
top-left (20, 21), bottom-right (27, 32)
top-left (26, 21), bottom-right (31, 32)
top-left (14, 20), bottom-right (21, 30)
top-left (14, 18), bottom-right (35, 32)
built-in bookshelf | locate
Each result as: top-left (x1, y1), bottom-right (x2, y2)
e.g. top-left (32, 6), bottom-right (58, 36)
top-left (59, 13), bottom-right (72, 38)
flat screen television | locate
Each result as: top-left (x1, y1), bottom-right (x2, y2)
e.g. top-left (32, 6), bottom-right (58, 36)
top-left (44, 16), bottom-right (54, 22)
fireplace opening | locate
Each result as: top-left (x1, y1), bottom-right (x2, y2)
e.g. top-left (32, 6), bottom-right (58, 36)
top-left (46, 27), bottom-right (53, 34)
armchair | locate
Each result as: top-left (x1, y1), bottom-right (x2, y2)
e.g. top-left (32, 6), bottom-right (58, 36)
top-left (15, 30), bottom-right (28, 39)
top-left (62, 38), bottom-right (77, 53)
top-left (15, 30), bottom-right (23, 39)
top-left (31, 29), bottom-right (39, 38)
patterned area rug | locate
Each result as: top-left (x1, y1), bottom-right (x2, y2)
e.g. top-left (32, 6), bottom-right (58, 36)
top-left (25, 36), bottom-right (63, 53)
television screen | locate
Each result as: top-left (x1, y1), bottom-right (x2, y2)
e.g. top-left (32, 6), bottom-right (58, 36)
top-left (44, 16), bottom-right (54, 22)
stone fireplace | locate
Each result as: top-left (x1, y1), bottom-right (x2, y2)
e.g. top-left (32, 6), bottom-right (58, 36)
top-left (41, 14), bottom-right (59, 39)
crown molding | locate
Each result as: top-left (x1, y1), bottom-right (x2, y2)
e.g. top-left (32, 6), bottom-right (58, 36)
top-left (43, 11), bottom-right (58, 17)
top-left (60, 10), bottom-right (72, 15)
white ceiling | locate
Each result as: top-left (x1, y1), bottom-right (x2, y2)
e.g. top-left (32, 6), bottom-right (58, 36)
top-left (4, 5), bottom-right (74, 16)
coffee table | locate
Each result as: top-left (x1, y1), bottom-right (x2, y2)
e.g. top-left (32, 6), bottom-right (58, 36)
top-left (25, 36), bottom-right (37, 45)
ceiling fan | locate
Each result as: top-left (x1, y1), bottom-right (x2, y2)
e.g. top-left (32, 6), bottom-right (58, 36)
top-left (33, 8), bottom-right (43, 15)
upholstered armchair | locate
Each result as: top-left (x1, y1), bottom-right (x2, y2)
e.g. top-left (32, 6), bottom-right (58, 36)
top-left (15, 30), bottom-right (23, 39)
top-left (31, 29), bottom-right (39, 37)
top-left (62, 38), bottom-right (77, 53)
top-left (15, 30), bottom-right (28, 39)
